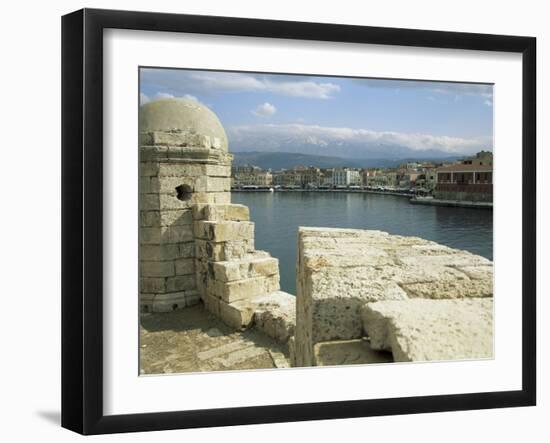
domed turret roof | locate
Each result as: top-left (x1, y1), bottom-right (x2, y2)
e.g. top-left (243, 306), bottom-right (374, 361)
top-left (139, 98), bottom-right (228, 151)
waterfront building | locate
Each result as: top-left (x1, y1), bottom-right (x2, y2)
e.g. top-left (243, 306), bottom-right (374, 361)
top-left (424, 167), bottom-right (437, 189)
top-left (332, 168), bottom-right (361, 186)
top-left (300, 166), bottom-right (323, 188)
top-left (435, 152), bottom-right (493, 202)
top-left (232, 164), bottom-right (272, 187)
top-left (320, 169), bottom-right (334, 188)
top-left (272, 169), bottom-right (300, 187)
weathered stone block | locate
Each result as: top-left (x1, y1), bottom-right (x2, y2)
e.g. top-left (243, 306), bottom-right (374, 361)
top-left (139, 194), bottom-right (160, 210)
top-left (140, 277), bottom-right (166, 293)
top-left (294, 227), bottom-right (494, 367)
top-left (140, 145), bottom-right (169, 159)
top-left (161, 226), bottom-right (194, 243)
top-left (152, 292), bottom-right (186, 312)
top-left (152, 176), bottom-right (197, 195)
top-left (194, 221), bottom-right (254, 242)
top-left (158, 163), bottom-right (205, 178)
top-left (252, 291), bottom-right (295, 343)
top-left (140, 162), bottom-right (159, 177)
top-left (190, 192), bottom-right (231, 205)
top-left (175, 258), bottom-right (195, 275)
top-left (193, 204), bottom-right (249, 222)
top-left (140, 261), bottom-right (175, 277)
top-left (264, 274), bottom-right (280, 293)
top-left (179, 242), bottom-right (195, 258)
top-left (194, 177), bottom-right (231, 193)
top-left (140, 244), bottom-right (179, 261)
top-left (140, 227), bottom-right (161, 244)
top-left (139, 177), bottom-right (153, 194)
top-left (202, 292), bottom-right (220, 316)
top-left (210, 254), bottom-right (276, 282)
top-left (195, 239), bottom-right (252, 261)
top-left (219, 299), bottom-right (255, 329)
top-left (185, 290), bottom-right (201, 307)
top-left (166, 275), bottom-right (196, 292)
top-left (204, 164), bottom-right (231, 177)
top-left (250, 257), bottom-right (279, 278)
top-left (361, 298), bottom-right (494, 362)
top-left (159, 194), bottom-right (190, 210)
top-left (140, 210), bottom-right (161, 227)
top-left (217, 276), bottom-right (270, 303)
top-left (158, 209), bottom-right (193, 226)
top-left (139, 293), bottom-right (155, 313)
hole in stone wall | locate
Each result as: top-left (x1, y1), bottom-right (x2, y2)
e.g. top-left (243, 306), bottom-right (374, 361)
top-left (175, 184), bottom-right (193, 201)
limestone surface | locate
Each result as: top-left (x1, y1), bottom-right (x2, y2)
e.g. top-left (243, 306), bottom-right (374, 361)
top-left (295, 227), bottom-right (493, 367)
top-left (140, 305), bottom-right (290, 374)
top-left (215, 290), bottom-right (295, 340)
top-left (139, 98), bottom-right (228, 151)
top-left (361, 298), bottom-right (493, 362)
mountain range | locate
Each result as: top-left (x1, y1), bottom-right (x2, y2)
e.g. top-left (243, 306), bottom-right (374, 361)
top-left (231, 151), bottom-right (462, 170)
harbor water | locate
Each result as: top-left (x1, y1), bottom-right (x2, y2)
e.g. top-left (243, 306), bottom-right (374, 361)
top-left (232, 191), bottom-right (493, 295)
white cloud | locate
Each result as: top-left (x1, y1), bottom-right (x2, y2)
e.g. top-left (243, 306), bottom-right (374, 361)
top-left (228, 123), bottom-right (492, 156)
top-left (140, 93), bottom-right (150, 105)
top-left (141, 69), bottom-right (340, 99)
top-left (252, 102), bottom-right (277, 117)
top-left (154, 92), bottom-right (174, 100)
top-left (190, 72), bottom-right (340, 99)
top-left (139, 91), bottom-right (205, 106)
top-left (356, 78), bottom-right (493, 99)
top-left (182, 94), bottom-right (199, 102)
top-left (484, 99), bottom-right (493, 107)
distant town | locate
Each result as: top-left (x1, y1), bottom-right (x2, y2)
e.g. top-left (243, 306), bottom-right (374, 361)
top-left (231, 150), bottom-right (493, 207)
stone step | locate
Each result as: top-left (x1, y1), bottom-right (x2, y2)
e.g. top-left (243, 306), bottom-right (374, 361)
top-left (195, 238), bottom-right (255, 261)
top-left (194, 220), bottom-right (254, 242)
top-left (208, 274), bottom-right (280, 303)
top-left (211, 253), bottom-right (278, 282)
top-left (193, 204), bottom-right (250, 222)
top-left (216, 291), bottom-right (296, 343)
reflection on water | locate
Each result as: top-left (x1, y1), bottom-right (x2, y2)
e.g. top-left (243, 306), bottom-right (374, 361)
top-left (232, 192), bottom-right (493, 295)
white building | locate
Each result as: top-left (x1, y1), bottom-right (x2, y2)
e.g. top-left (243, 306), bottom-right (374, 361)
top-left (332, 168), bottom-right (361, 186)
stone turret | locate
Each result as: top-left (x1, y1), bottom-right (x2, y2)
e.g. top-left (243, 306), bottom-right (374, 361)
top-left (139, 99), bottom-right (292, 340)
top-left (139, 98), bottom-right (233, 312)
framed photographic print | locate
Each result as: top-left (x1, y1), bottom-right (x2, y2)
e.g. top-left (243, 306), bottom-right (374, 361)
top-left (61, 8), bottom-right (536, 435)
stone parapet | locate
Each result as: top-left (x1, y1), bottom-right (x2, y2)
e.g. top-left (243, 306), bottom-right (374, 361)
top-left (295, 227), bottom-right (493, 367)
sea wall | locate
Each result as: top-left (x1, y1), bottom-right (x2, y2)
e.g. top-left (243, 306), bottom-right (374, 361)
top-left (434, 190), bottom-right (493, 202)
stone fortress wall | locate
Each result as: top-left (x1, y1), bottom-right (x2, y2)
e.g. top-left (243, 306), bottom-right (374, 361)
top-left (294, 227), bottom-right (493, 366)
top-left (139, 98), bottom-right (493, 367)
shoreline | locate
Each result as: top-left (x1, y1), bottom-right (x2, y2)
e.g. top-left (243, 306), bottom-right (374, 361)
top-left (231, 188), bottom-right (413, 198)
top-left (231, 188), bottom-right (493, 210)
top-left (410, 197), bottom-right (493, 209)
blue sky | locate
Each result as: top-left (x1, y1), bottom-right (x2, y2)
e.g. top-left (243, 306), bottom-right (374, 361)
top-left (140, 68), bottom-right (493, 158)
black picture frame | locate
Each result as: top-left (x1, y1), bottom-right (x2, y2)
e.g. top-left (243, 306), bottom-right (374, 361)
top-left (61, 8), bottom-right (537, 435)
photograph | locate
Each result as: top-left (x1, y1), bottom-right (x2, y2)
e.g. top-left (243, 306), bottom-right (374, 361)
top-left (138, 68), bottom-right (494, 374)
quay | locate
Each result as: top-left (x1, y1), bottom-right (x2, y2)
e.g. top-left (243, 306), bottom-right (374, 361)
top-left (410, 196), bottom-right (493, 209)
top-left (233, 188), bottom-right (493, 209)
top-left (232, 187), bottom-right (413, 198)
